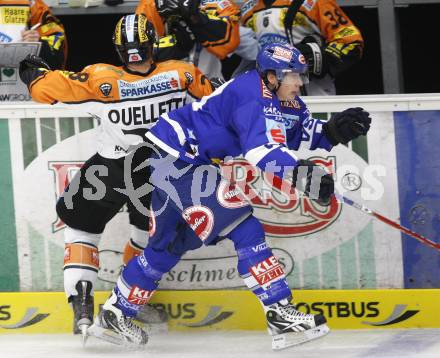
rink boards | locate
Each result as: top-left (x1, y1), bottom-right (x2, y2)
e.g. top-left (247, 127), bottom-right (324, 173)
top-left (0, 95), bottom-right (439, 296)
top-left (0, 289), bottom-right (439, 333)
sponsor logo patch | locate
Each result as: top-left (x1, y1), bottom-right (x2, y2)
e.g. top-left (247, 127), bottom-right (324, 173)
top-left (182, 206), bottom-right (214, 241)
top-left (272, 46), bottom-right (293, 62)
top-left (250, 256), bottom-right (285, 287)
top-left (216, 180), bottom-right (249, 209)
top-left (128, 286), bottom-right (155, 305)
top-left (118, 71), bottom-right (181, 98)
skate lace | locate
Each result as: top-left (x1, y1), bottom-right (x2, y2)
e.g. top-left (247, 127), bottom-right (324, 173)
top-left (119, 316), bottom-right (144, 341)
top-left (281, 305), bottom-right (310, 321)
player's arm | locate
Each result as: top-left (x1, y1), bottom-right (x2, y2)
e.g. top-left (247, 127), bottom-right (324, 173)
top-left (19, 55), bottom-right (97, 105)
top-left (29, 0), bottom-right (67, 70)
top-left (155, 0), bottom-right (241, 59)
top-left (154, 20), bottom-right (196, 62)
top-left (285, 104), bottom-right (334, 151)
top-left (136, 0), bottom-right (195, 61)
top-left (181, 63), bottom-right (214, 99)
top-left (190, 1), bottom-right (241, 59)
top-left (233, 98), bottom-right (334, 206)
top-left (296, 0), bottom-right (364, 78)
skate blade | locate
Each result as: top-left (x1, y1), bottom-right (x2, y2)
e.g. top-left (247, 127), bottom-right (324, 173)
top-left (271, 323), bottom-right (330, 350)
top-left (80, 324), bottom-right (89, 347)
top-left (87, 323), bottom-right (147, 349)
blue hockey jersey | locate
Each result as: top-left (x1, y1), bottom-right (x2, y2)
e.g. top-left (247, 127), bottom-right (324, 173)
top-left (146, 70), bottom-right (333, 178)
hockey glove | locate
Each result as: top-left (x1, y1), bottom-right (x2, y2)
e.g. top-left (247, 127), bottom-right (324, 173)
top-left (323, 107), bottom-right (371, 145)
top-left (209, 77), bottom-right (226, 90)
top-left (295, 36), bottom-right (327, 78)
top-left (19, 54), bottom-right (51, 86)
top-left (155, 0), bottom-right (200, 19)
top-left (170, 19), bottom-right (196, 53)
top-left (291, 159), bottom-right (334, 207)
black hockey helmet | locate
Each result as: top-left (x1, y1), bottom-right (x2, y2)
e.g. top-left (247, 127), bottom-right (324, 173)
top-left (113, 14), bottom-right (156, 65)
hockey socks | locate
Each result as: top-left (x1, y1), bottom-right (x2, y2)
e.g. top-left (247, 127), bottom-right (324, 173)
top-left (229, 216), bottom-right (292, 306)
top-left (114, 246), bottom-right (180, 317)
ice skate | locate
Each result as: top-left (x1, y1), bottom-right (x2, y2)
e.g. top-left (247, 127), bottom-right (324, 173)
top-left (69, 280), bottom-right (94, 346)
top-left (135, 304), bottom-right (168, 332)
top-left (87, 290), bottom-right (148, 347)
top-left (265, 299), bottom-right (330, 350)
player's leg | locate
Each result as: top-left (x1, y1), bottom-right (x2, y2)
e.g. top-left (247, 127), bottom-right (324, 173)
top-left (57, 154), bottom-right (127, 336)
top-left (123, 199), bottom-right (169, 326)
top-left (88, 151), bottom-right (251, 346)
top-left (228, 215), bottom-right (329, 350)
top-left (88, 188), bottom-right (188, 346)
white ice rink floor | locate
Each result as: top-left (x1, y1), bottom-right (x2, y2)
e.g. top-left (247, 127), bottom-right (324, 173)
top-left (1, 329), bottom-right (440, 358)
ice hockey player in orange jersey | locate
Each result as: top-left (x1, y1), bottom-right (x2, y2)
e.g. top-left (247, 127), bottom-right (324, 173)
top-left (19, 13), bottom-right (213, 344)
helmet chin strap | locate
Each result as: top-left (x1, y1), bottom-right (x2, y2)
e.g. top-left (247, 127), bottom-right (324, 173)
top-left (263, 72), bottom-right (281, 93)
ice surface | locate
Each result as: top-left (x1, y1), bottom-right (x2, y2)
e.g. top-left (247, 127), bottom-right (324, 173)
top-left (1, 329), bottom-right (440, 358)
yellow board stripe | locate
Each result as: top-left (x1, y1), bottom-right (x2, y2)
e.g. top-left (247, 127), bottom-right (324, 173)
top-left (0, 289), bottom-right (439, 333)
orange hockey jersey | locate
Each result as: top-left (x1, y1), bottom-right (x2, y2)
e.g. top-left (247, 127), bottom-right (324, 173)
top-left (29, 60), bottom-right (213, 159)
top-left (240, 0), bottom-right (364, 95)
top-left (136, 0), bottom-right (240, 78)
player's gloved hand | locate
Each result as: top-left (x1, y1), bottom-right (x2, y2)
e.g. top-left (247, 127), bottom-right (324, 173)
top-left (323, 107), bottom-right (371, 145)
top-left (291, 159), bottom-right (334, 206)
top-left (295, 36), bottom-right (327, 78)
top-left (19, 54), bottom-right (51, 86)
top-left (155, 0), bottom-right (200, 19)
top-left (209, 77), bottom-right (226, 90)
top-left (169, 19), bottom-right (195, 53)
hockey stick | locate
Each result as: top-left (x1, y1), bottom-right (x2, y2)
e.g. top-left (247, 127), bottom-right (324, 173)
top-left (334, 193), bottom-right (440, 251)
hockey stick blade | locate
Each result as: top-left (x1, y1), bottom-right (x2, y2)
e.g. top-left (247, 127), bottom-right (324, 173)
top-left (334, 193), bottom-right (440, 252)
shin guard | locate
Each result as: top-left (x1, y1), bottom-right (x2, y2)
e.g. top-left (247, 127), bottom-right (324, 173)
top-left (229, 216), bottom-right (291, 306)
top-left (114, 246), bottom-right (180, 317)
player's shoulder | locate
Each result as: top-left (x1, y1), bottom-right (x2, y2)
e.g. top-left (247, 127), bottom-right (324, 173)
top-left (231, 70), bottom-right (273, 101)
top-left (156, 60), bottom-right (206, 87)
top-left (156, 60), bottom-right (197, 74)
top-left (82, 63), bottom-right (127, 82)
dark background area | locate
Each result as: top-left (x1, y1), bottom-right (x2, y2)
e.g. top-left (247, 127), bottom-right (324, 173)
top-left (57, 4), bottom-right (440, 95)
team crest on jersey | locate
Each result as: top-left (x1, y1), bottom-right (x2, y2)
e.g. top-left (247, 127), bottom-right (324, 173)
top-left (182, 206), bottom-right (214, 241)
top-left (118, 71), bottom-right (181, 98)
top-left (216, 180), bottom-right (249, 209)
top-left (99, 83), bottom-right (112, 97)
top-left (273, 46), bottom-right (293, 63)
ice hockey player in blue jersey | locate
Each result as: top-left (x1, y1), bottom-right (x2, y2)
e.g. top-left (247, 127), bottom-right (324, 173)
top-left (88, 42), bottom-right (371, 349)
